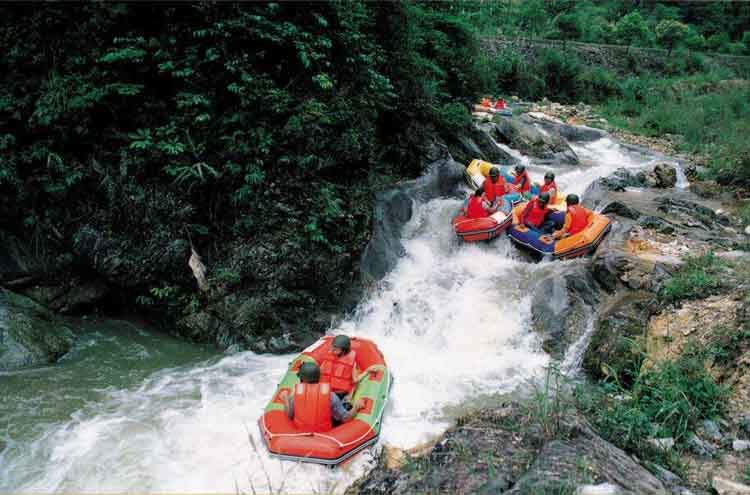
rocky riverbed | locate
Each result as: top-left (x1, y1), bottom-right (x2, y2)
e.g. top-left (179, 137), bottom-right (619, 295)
top-left (350, 108), bottom-right (750, 495)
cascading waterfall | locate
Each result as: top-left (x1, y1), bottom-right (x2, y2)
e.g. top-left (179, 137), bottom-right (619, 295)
top-left (1, 135), bottom-right (660, 493)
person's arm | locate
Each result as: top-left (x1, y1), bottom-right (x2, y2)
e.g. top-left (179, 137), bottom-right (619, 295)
top-left (586, 208), bottom-right (595, 226)
top-left (553, 212), bottom-right (572, 239)
top-left (331, 394), bottom-right (364, 423)
top-left (515, 202), bottom-right (531, 225)
top-left (278, 389), bottom-right (294, 419)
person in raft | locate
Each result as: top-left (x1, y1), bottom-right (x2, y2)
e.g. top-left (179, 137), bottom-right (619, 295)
top-left (515, 192), bottom-right (555, 233)
top-left (513, 164), bottom-right (531, 197)
top-left (320, 335), bottom-right (364, 405)
top-left (461, 187), bottom-right (490, 219)
top-left (279, 362), bottom-right (364, 431)
top-left (539, 172), bottom-right (557, 203)
top-left (483, 167), bottom-right (512, 213)
top-left (552, 194), bottom-right (594, 239)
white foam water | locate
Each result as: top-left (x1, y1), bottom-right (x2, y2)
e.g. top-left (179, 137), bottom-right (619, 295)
top-left (0, 136), bottom-right (660, 493)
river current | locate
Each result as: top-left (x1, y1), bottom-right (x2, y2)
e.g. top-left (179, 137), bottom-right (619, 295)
top-left (0, 136), bottom-right (676, 493)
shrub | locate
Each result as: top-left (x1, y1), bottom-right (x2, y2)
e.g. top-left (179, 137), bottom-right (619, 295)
top-left (660, 252), bottom-right (727, 302)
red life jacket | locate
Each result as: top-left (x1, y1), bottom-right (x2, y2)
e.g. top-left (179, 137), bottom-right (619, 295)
top-left (466, 196), bottom-right (488, 219)
top-left (540, 181), bottom-right (557, 203)
top-left (567, 205), bottom-right (590, 235)
top-left (320, 350), bottom-right (357, 393)
top-left (524, 199), bottom-right (549, 227)
top-left (483, 176), bottom-right (506, 202)
top-left (292, 382), bottom-right (332, 433)
top-left (514, 171), bottom-right (530, 193)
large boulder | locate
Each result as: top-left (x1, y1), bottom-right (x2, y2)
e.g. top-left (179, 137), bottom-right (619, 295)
top-left (21, 279), bottom-right (109, 314)
top-left (0, 289), bottom-right (74, 371)
top-left (531, 263), bottom-right (602, 358)
top-left (652, 163), bottom-right (677, 188)
top-left (489, 115), bottom-right (579, 166)
top-left (447, 124), bottom-right (517, 166)
top-left (522, 112), bottom-right (607, 142)
top-left (582, 291), bottom-right (656, 387)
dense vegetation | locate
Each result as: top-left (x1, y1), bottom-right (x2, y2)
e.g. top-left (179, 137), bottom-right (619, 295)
top-left (0, 2), bottom-right (488, 344)
top-left (455, 0), bottom-right (750, 55)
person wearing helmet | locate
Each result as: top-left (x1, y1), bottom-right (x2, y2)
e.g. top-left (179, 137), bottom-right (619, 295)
top-left (320, 335), bottom-right (362, 402)
top-left (513, 165), bottom-right (531, 195)
top-left (553, 194), bottom-right (594, 239)
top-left (483, 167), bottom-right (511, 213)
top-left (540, 172), bottom-right (558, 204)
top-left (279, 362), bottom-right (364, 431)
top-left (515, 192), bottom-right (555, 233)
top-left (464, 186), bottom-right (490, 219)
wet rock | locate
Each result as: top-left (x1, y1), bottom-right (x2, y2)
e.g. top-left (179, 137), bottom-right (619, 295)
top-left (507, 420), bottom-right (665, 495)
top-left (531, 264), bottom-right (602, 358)
top-left (639, 216), bottom-right (676, 234)
top-left (361, 158), bottom-right (464, 282)
top-left (652, 163), bottom-right (677, 188)
top-left (687, 434), bottom-right (716, 458)
top-left (732, 440), bottom-right (750, 451)
top-left (491, 114), bottom-right (579, 165)
top-left (601, 201), bottom-right (642, 220)
top-left (689, 181), bottom-right (721, 199)
top-left (656, 197), bottom-right (730, 229)
top-left (522, 112), bottom-right (607, 142)
top-left (450, 124), bottom-right (516, 166)
top-left (699, 420), bottom-right (723, 442)
top-left (0, 288), bottom-right (75, 371)
top-left (595, 168), bottom-right (647, 192)
top-left (583, 291), bottom-right (655, 387)
top-left (22, 279), bottom-right (109, 314)
top-left (712, 477), bottom-right (750, 494)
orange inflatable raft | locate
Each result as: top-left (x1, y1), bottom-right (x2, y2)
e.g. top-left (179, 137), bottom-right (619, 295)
top-left (452, 211), bottom-right (512, 242)
top-left (258, 336), bottom-right (392, 465)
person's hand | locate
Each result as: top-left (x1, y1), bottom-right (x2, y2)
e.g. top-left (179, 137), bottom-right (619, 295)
top-left (278, 389), bottom-right (289, 400)
top-left (354, 399), bottom-right (365, 412)
top-left (552, 230), bottom-right (562, 240)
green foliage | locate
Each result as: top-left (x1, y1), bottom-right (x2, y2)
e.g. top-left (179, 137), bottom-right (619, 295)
top-left (661, 253), bottom-right (728, 303)
top-left (655, 20), bottom-right (689, 55)
top-left (577, 351), bottom-right (728, 472)
top-left (613, 11), bottom-right (652, 47)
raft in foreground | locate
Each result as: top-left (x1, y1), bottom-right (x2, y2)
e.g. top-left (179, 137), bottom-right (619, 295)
top-left (507, 207), bottom-right (612, 259)
top-left (259, 336), bottom-right (391, 466)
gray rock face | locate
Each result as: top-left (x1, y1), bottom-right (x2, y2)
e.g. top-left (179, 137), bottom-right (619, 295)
top-left (506, 419), bottom-right (665, 495)
top-left (583, 291), bottom-right (655, 387)
top-left (522, 113), bottom-right (607, 142)
top-left (0, 289), bottom-right (74, 371)
top-left (653, 163), bottom-right (677, 188)
top-left (531, 263), bottom-right (602, 358)
top-left (21, 279), bottom-right (109, 314)
top-left (449, 124), bottom-right (517, 166)
top-left (601, 201), bottom-right (642, 220)
top-left (360, 158), bottom-right (465, 282)
top-left (490, 115), bottom-right (579, 166)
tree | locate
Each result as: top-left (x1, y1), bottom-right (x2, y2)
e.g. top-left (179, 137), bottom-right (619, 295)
top-left (556, 12), bottom-right (581, 46)
top-left (613, 11), bottom-right (652, 47)
top-left (655, 20), bottom-right (688, 55)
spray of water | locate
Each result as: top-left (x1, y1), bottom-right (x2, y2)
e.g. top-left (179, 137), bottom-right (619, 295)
top-left (0, 136), bottom-right (661, 493)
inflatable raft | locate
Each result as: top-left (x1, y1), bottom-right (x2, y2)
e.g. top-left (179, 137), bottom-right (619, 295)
top-left (507, 205), bottom-right (611, 259)
top-left (464, 159), bottom-right (566, 208)
top-left (452, 210), bottom-right (511, 242)
top-left (259, 336), bottom-right (392, 466)
top-left (474, 98), bottom-right (513, 117)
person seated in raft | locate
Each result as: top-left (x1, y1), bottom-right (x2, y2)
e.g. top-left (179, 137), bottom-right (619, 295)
top-left (552, 194), bottom-right (594, 239)
top-left (482, 167), bottom-right (512, 214)
top-left (514, 192), bottom-right (555, 233)
top-left (461, 187), bottom-right (491, 219)
top-left (539, 172), bottom-right (557, 203)
top-left (279, 362), bottom-right (364, 432)
top-left (513, 165), bottom-right (531, 197)
top-left (320, 335), bottom-right (364, 405)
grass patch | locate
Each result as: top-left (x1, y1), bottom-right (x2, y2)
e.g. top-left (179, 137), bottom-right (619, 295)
top-left (576, 350), bottom-right (728, 474)
top-left (660, 252), bottom-right (728, 303)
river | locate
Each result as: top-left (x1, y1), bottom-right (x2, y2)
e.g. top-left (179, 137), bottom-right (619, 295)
top-left (0, 136), bottom-right (676, 493)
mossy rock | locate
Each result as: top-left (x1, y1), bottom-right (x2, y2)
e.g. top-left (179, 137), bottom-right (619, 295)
top-left (0, 289), bottom-right (75, 370)
top-left (583, 291), bottom-right (656, 388)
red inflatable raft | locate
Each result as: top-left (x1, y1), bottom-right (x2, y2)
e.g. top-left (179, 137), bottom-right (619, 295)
top-left (259, 336), bottom-right (392, 465)
top-left (452, 211), bottom-right (512, 242)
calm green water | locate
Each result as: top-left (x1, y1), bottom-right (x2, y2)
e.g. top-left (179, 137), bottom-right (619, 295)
top-left (0, 318), bottom-right (218, 458)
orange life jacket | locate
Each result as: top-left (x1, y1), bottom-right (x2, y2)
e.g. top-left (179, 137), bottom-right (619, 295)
top-left (514, 171), bottom-right (530, 193)
top-left (466, 196), bottom-right (488, 219)
top-left (483, 176), bottom-right (506, 202)
top-left (292, 382), bottom-right (332, 433)
top-left (523, 199), bottom-right (549, 227)
top-left (320, 350), bottom-right (357, 393)
top-left (540, 181), bottom-right (557, 203)
top-left (567, 205), bottom-right (590, 235)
